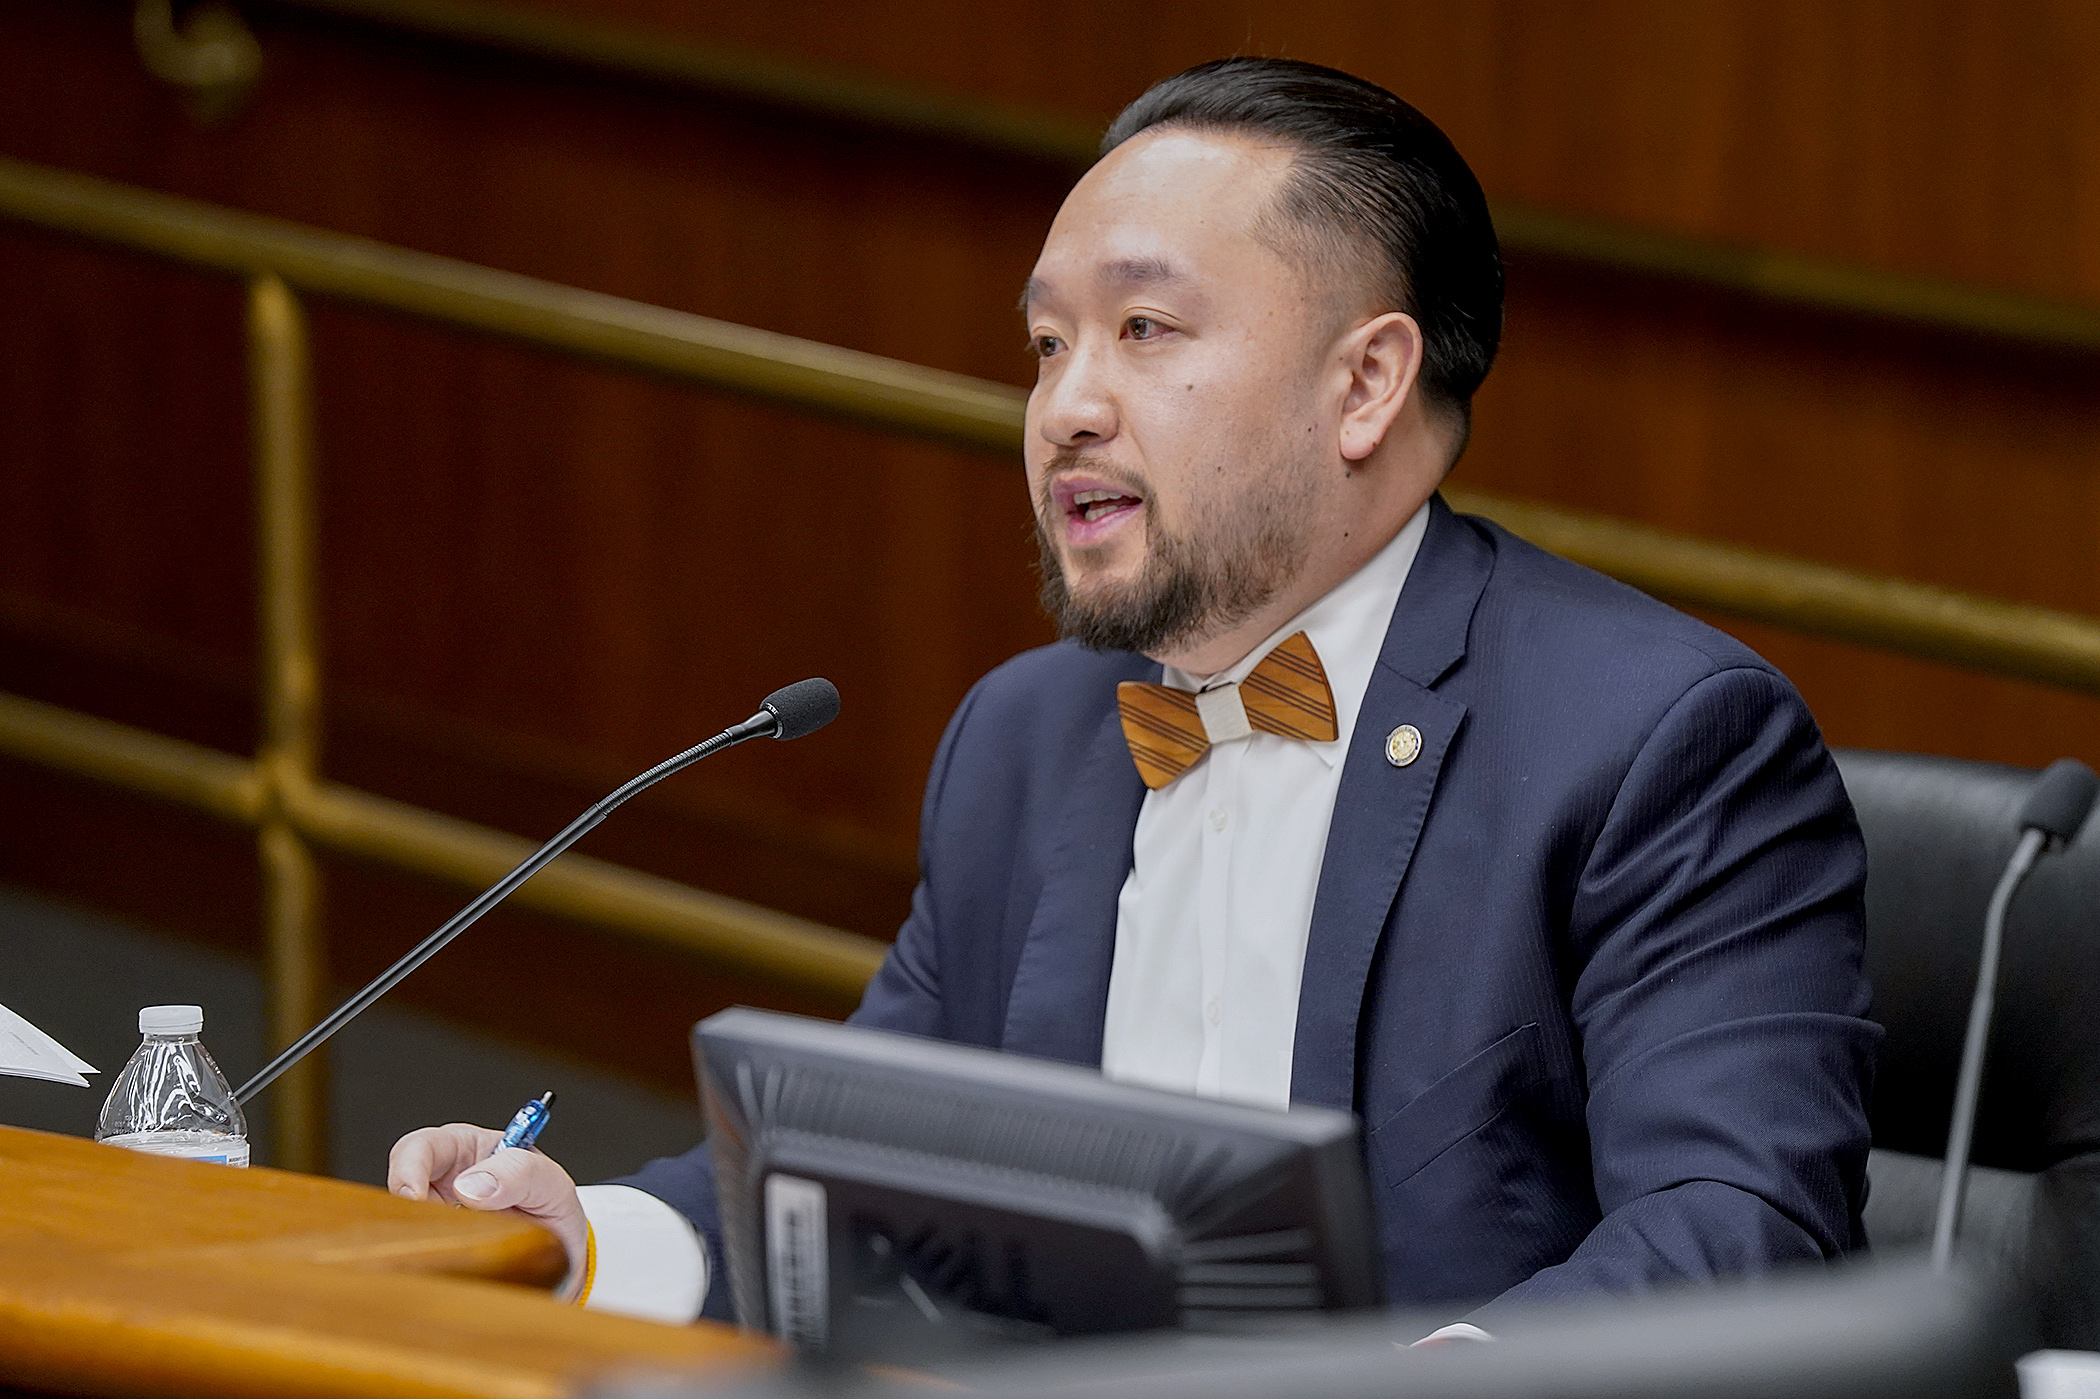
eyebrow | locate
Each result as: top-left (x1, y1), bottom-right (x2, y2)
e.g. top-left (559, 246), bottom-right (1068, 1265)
top-left (1099, 256), bottom-right (1186, 289)
top-left (1020, 257), bottom-right (1189, 311)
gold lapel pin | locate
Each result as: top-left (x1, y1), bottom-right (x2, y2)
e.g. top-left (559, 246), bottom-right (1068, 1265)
top-left (1385, 724), bottom-right (1423, 768)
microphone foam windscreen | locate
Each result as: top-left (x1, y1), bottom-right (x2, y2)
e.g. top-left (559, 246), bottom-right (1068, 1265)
top-left (762, 678), bottom-right (842, 741)
top-left (2019, 757), bottom-right (2100, 843)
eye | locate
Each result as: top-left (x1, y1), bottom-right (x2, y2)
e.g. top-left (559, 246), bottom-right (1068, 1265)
top-left (1031, 333), bottom-right (1065, 358)
top-left (1123, 316), bottom-right (1163, 341)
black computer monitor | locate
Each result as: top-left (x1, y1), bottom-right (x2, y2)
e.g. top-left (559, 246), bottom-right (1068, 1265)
top-left (694, 1008), bottom-right (1383, 1358)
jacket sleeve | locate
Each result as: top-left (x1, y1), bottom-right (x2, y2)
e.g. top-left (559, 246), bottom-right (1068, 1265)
top-left (1473, 664), bottom-right (1879, 1324)
top-left (604, 677), bottom-right (987, 1321)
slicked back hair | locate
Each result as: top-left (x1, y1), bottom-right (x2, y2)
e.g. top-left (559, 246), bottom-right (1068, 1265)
top-left (1101, 58), bottom-right (1503, 444)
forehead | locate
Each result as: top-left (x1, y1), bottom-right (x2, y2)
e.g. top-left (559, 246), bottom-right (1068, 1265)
top-left (1026, 129), bottom-right (1298, 304)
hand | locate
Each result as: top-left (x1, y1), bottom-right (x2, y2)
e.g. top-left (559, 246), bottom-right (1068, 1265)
top-left (388, 1123), bottom-right (588, 1288)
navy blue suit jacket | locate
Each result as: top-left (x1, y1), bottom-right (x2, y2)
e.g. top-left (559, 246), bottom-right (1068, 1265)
top-left (620, 495), bottom-right (1878, 1325)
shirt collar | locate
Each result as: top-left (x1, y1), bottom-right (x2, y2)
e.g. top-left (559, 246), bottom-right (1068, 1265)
top-left (1161, 500), bottom-right (1431, 769)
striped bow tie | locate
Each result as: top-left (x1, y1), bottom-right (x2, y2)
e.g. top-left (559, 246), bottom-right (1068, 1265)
top-left (1116, 631), bottom-right (1338, 790)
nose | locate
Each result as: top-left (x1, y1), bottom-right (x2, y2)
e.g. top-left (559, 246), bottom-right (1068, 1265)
top-left (1031, 342), bottom-right (1119, 449)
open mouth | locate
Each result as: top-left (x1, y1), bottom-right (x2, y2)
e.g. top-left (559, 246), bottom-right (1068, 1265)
top-left (1053, 476), bottom-right (1146, 546)
top-left (1073, 489), bottom-right (1142, 524)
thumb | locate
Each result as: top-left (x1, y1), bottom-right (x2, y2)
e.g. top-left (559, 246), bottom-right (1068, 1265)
top-left (450, 1146), bottom-right (586, 1273)
top-left (451, 1147), bottom-right (553, 1211)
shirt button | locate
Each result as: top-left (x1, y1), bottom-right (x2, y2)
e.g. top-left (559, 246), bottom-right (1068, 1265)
top-left (1206, 999), bottom-right (1221, 1026)
top-left (1209, 806), bottom-right (1229, 830)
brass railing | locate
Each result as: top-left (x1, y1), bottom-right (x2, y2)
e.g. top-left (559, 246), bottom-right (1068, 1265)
top-left (9, 153), bottom-right (2100, 1169)
top-left (243, 0), bottom-right (2100, 357)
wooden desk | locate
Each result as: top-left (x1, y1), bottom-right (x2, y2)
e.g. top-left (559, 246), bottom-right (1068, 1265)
top-left (0, 1127), bottom-right (776, 1399)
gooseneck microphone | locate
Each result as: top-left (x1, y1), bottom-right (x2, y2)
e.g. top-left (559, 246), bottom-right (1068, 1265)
top-left (1930, 756), bottom-right (2098, 1271)
top-left (233, 678), bottom-right (842, 1105)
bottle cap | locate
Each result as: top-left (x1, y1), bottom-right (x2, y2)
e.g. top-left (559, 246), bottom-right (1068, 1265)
top-left (139, 1005), bottom-right (204, 1035)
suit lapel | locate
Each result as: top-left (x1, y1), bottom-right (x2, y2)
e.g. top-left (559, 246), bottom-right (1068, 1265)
top-left (1000, 697), bottom-right (1150, 1065)
top-left (1291, 496), bottom-right (1495, 1110)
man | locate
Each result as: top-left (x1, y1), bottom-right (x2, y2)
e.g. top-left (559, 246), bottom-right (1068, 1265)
top-left (393, 57), bottom-right (1877, 1330)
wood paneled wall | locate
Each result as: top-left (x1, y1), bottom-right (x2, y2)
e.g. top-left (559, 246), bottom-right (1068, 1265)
top-left (4, 0), bottom-right (2099, 1099)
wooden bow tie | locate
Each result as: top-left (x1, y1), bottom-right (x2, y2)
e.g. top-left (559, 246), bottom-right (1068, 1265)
top-left (1117, 631), bottom-right (1338, 790)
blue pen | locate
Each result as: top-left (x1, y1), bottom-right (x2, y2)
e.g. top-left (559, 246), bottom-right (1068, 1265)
top-left (495, 1090), bottom-right (555, 1152)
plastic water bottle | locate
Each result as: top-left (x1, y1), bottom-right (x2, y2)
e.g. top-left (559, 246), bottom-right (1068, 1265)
top-left (96, 1005), bottom-right (251, 1166)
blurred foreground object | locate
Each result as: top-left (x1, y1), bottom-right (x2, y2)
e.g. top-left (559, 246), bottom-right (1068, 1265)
top-left (591, 1262), bottom-right (2017, 1399)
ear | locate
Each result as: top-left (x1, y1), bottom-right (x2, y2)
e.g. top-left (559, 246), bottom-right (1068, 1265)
top-left (1336, 312), bottom-right (1424, 463)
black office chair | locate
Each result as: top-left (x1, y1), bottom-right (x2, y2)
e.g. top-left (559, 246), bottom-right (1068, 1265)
top-left (1835, 749), bottom-right (2100, 1348)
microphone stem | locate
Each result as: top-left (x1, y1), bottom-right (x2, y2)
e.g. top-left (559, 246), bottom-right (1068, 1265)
top-left (1931, 824), bottom-right (2046, 1271)
top-left (233, 712), bottom-right (774, 1106)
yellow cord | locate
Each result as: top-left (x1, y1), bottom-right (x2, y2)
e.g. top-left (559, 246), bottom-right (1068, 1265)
top-left (572, 1221), bottom-right (597, 1306)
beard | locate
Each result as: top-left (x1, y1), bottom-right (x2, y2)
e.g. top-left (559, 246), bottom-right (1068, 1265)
top-left (1034, 450), bottom-right (1315, 657)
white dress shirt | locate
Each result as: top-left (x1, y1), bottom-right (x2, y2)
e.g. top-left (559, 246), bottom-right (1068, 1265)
top-left (1101, 503), bottom-right (1428, 1109)
top-left (578, 502), bottom-right (1432, 1321)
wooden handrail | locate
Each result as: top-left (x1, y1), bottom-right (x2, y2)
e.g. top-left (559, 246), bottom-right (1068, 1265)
top-left (0, 691), bottom-right (890, 1002)
top-left (256, 0), bottom-right (2100, 356)
top-left (7, 153), bottom-right (2098, 692)
top-left (0, 155), bottom-right (1020, 454)
top-left (1441, 492), bottom-right (2100, 696)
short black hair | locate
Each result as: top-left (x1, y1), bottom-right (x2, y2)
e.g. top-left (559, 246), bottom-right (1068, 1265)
top-left (1102, 58), bottom-right (1503, 436)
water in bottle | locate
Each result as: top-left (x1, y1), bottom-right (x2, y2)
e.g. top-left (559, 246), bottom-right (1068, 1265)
top-left (96, 1005), bottom-right (251, 1166)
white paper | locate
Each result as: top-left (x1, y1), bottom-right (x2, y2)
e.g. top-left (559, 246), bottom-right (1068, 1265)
top-left (0, 1002), bottom-right (96, 1087)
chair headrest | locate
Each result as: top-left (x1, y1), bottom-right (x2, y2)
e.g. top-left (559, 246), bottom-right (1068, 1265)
top-left (1836, 749), bottom-right (2100, 1170)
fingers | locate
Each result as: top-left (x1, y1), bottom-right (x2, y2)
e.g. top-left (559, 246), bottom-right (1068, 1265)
top-left (387, 1124), bottom-right (588, 1274)
top-left (388, 1123), bottom-right (502, 1203)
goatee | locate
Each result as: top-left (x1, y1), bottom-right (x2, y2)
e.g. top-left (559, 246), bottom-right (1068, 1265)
top-left (1033, 467), bottom-right (1309, 657)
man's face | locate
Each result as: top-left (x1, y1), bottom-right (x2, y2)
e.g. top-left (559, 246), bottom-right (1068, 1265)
top-left (1023, 129), bottom-right (1348, 659)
